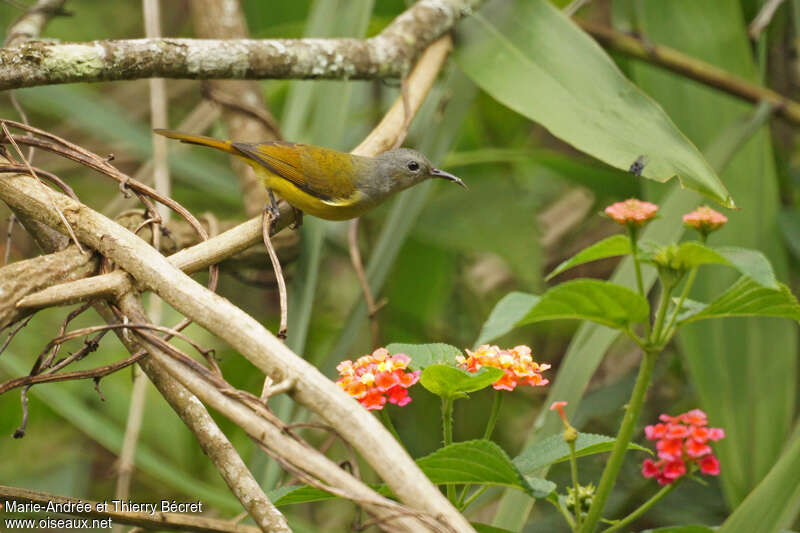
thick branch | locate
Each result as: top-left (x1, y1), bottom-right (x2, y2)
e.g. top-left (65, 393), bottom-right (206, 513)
top-left (0, 0), bottom-right (479, 90)
top-left (580, 20), bottom-right (800, 125)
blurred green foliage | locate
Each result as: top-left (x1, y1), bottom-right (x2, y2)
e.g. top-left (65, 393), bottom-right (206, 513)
top-left (0, 0), bottom-right (798, 532)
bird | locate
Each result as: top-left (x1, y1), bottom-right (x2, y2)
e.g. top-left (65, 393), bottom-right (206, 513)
top-left (154, 129), bottom-right (466, 222)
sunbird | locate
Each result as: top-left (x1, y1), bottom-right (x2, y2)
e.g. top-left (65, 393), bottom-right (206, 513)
top-left (154, 129), bottom-right (466, 221)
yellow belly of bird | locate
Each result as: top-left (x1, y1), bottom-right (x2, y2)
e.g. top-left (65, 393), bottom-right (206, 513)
top-left (245, 160), bottom-right (367, 221)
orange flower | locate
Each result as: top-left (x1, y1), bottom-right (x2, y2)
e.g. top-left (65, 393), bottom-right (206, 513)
top-left (457, 344), bottom-right (550, 392)
top-left (604, 199), bottom-right (658, 227)
top-left (336, 348), bottom-right (420, 411)
top-left (642, 408), bottom-right (725, 485)
top-left (683, 206), bottom-right (727, 235)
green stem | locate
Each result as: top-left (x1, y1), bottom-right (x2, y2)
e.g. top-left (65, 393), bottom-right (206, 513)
top-left (569, 441), bottom-right (582, 532)
top-left (483, 390), bottom-right (504, 440)
top-left (379, 409), bottom-right (401, 443)
top-left (442, 396), bottom-right (456, 503)
top-left (549, 497), bottom-right (576, 529)
top-left (660, 266), bottom-right (697, 344)
top-left (600, 482), bottom-right (678, 533)
top-left (649, 282), bottom-right (674, 345)
top-left (460, 485), bottom-right (489, 510)
top-left (579, 349), bottom-right (658, 533)
top-left (628, 225), bottom-right (646, 299)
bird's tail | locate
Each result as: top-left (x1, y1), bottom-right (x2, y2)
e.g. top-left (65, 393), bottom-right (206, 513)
top-left (153, 129), bottom-right (236, 154)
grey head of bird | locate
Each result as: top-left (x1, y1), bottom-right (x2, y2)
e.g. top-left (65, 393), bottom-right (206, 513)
top-left (367, 148), bottom-right (466, 194)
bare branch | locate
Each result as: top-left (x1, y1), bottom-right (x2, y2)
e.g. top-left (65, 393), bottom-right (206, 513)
top-left (0, 0), bottom-right (480, 90)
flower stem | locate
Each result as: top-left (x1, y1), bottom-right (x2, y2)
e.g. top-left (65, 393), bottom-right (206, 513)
top-left (649, 282), bottom-right (674, 345)
top-left (460, 485), bottom-right (489, 510)
top-left (569, 440), bottom-right (582, 531)
top-left (628, 225), bottom-right (646, 298)
top-left (483, 390), bottom-right (504, 440)
top-left (442, 396), bottom-right (456, 503)
top-left (379, 409), bottom-right (401, 443)
top-left (600, 482), bottom-right (677, 533)
top-left (549, 496), bottom-right (576, 529)
top-left (660, 266), bottom-right (697, 344)
top-left (579, 348), bottom-right (658, 533)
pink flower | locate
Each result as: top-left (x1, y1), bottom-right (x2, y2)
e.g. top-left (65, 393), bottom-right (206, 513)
top-left (683, 206), bottom-right (728, 234)
top-left (336, 348), bottom-right (420, 411)
top-left (457, 345), bottom-right (549, 392)
top-left (604, 199), bottom-right (659, 226)
top-left (641, 408), bottom-right (725, 484)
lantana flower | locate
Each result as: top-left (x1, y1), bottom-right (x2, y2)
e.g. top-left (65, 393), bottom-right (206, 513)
top-left (683, 206), bottom-right (728, 235)
top-left (457, 344), bottom-right (550, 391)
top-left (336, 348), bottom-right (420, 411)
top-left (641, 409), bottom-right (725, 485)
top-left (604, 198), bottom-right (659, 227)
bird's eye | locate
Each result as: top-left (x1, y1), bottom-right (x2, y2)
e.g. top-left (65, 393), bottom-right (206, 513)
top-left (407, 161), bottom-right (420, 172)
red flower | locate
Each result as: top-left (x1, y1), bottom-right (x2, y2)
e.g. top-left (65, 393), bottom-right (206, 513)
top-left (336, 348), bottom-right (420, 411)
top-left (683, 206), bottom-right (728, 235)
top-left (604, 199), bottom-right (659, 227)
top-left (457, 344), bottom-right (549, 392)
top-left (641, 408), bottom-right (725, 484)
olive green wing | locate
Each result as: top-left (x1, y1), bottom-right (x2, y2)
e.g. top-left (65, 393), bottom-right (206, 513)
top-left (232, 142), bottom-right (359, 205)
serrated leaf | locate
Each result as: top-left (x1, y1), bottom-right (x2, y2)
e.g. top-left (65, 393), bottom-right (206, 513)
top-left (475, 292), bottom-right (540, 347)
top-left (419, 364), bottom-right (504, 399)
top-left (417, 440), bottom-right (539, 497)
top-left (518, 279), bottom-right (649, 330)
top-left (386, 342), bottom-right (463, 371)
top-left (715, 246), bottom-right (778, 289)
top-left (269, 485), bottom-right (334, 506)
top-left (679, 277), bottom-right (800, 324)
top-left (524, 476), bottom-right (557, 499)
top-left (513, 432), bottom-right (651, 475)
top-left (456, 0), bottom-right (733, 207)
top-left (546, 235), bottom-right (632, 281)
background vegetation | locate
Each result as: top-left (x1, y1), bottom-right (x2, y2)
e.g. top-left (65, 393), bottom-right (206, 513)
top-left (0, 0), bottom-right (797, 531)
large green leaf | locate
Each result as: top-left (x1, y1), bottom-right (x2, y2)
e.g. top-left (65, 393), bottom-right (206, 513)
top-left (417, 440), bottom-right (539, 496)
top-left (456, 0), bottom-right (733, 207)
top-left (419, 365), bottom-right (504, 399)
top-left (679, 278), bottom-right (800, 324)
top-left (718, 437), bottom-right (800, 533)
top-left (546, 235), bottom-right (632, 281)
top-left (513, 433), bottom-right (650, 476)
top-left (475, 292), bottom-right (540, 347)
top-left (518, 279), bottom-right (649, 329)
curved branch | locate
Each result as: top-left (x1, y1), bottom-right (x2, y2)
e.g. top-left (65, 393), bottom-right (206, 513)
top-left (0, 0), bottom-right (480, 90)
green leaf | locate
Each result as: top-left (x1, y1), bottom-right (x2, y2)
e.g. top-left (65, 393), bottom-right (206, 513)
top-left (472, 524), bottom-right (518, 533)
top-left (269, 485), bottom-right (335, 507)
top-left (475, 292), bottom-right (540, 347)
top-left (386, 343), bottom-right (463, 370)
top-left (456, 0), bottom-right (733, 207)
top-left (513, 432), bottom-right (650, 476)
top-left (419, 364), bottom-right (504, 399)
top-left (518, 279), bottom-right (649, 330)
top-left (715, 246), bottom-right (779, 289)
top-left (679, 277), bottom-right (800, 324)
top-left (416, 440), bottom-right (539, 497)
top-left (546, 235), bottom-right (632, 281)
top-left (524, 477), bottom-right (557, 499)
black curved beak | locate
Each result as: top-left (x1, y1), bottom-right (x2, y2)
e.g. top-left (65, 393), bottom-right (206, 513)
top-left (431, 168), bottom-right (468, 189)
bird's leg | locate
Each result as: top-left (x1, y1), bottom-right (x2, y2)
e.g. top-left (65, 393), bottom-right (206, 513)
top-left (290, 207), bottom-right (303, 230)
top-left (266, 188), bottom-right (281, 220)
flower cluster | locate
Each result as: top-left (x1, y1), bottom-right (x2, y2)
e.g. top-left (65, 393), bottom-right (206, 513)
top-left (336, 348), bottom-right (420, 411)
top-left (683, 206), bottom-right (728, 235)
top-left (641, 409), bottom-right (725, 485)
top-left (604, 198), bottom-right (659, 226)
top-left (457, 344), bottom-right (550, 391)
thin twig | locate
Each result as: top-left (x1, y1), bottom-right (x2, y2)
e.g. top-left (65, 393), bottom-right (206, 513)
top-left (0, 314), bottom-right (32, 356)
top-left (262, 211), bottom-right (288, 340)
top-left (348, 219), bottom-right (384, 348)
top-left (749, 0), bottom-right (786, 40)
top-left (3, 213), bottom-right (15, 265)
top-left (1, 122), bottom-right (85, 253)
